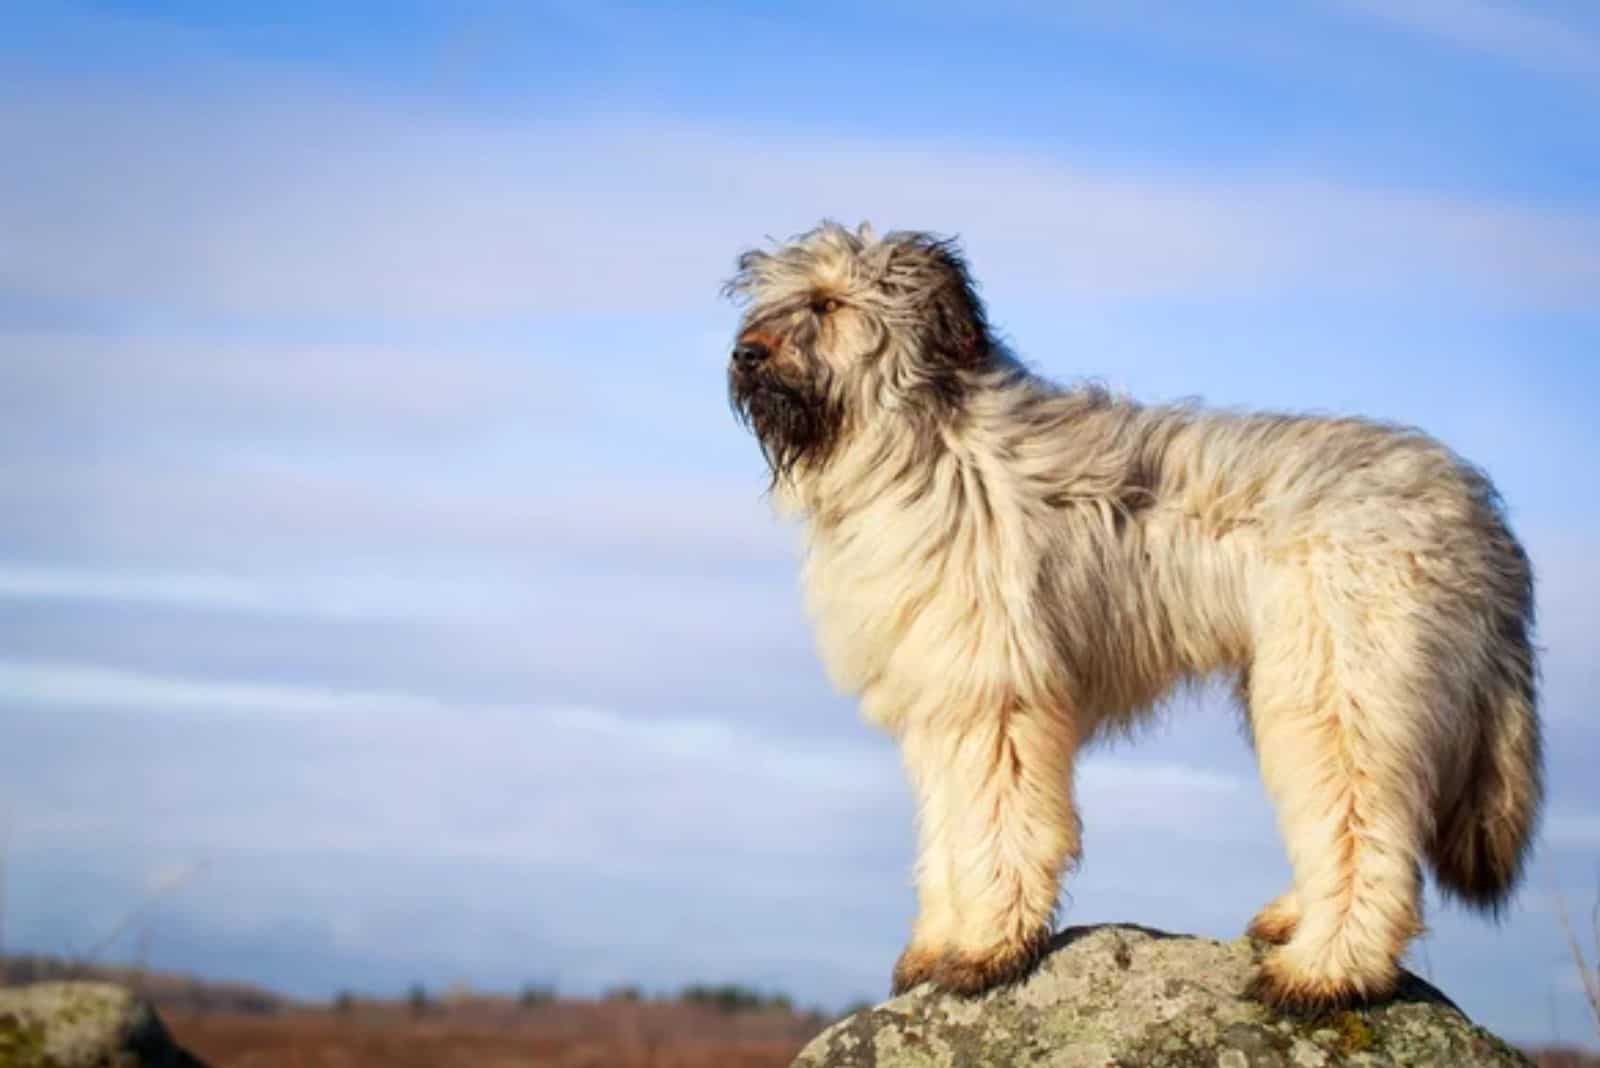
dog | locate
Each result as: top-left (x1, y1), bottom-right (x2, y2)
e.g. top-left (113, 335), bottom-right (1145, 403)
top-left (723, 221), bottom-right (1541, 1012)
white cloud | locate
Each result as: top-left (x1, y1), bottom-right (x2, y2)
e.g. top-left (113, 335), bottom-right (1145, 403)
top-left (0, 658), bottom-right (1267, 865)
top-left (0, 565), bottom-right (530, 625)
top-left (0, 452), bottom-right (792, 574)
top-left (0, 331), bottom-right (570, 441)
top-left (3, 76), bottom-right (1598, 321)
top-left (0, 567), bottom-right (295, 616)
top-left (0, 658), bottom-right (441, 722)
top-left (1334, 0), bottom-right (1600, 81)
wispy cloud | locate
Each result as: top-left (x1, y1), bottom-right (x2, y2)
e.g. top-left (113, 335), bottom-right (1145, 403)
top-left (1335, 0), bottom-right (1600, 81)
top-left (4, 79), bottom-right (1598, 320)
top-left (0, 657), bottom-right (1270, 873)
top-left (0, 450), bottom-right (790, 575)
top-left (0, 658), bottom-right (442, 722)
top-left (0, 331), bottom-right (572, 444)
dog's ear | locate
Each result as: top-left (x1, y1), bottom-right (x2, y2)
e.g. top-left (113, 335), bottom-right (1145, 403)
top-left (920, 239), bottom-right (990, 369)
top-left (856, 220), bottom-right (877, 244)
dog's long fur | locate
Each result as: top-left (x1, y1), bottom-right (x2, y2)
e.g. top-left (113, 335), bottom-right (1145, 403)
top-left (724, 221), bottom-right (1542, 1012)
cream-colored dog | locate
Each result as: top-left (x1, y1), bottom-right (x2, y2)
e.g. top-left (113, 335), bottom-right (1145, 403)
top-left (724, 222), bottom-right (1542, 1012)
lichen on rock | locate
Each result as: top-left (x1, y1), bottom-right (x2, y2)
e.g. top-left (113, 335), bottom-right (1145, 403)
top-left (0, 982), bottom-right (209, 1068)
top-left (792, 924), bottom-right (1532, 1068)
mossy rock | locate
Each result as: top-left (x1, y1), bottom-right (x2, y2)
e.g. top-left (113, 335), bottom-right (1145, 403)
top-left (793, 924), bottom-right (1532, 1068)
top-left (0, 982), bottom-right (209, 1068)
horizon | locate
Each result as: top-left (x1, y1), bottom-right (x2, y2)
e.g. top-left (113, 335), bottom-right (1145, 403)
top-left (2, 0), bottom-right (1598, 1050)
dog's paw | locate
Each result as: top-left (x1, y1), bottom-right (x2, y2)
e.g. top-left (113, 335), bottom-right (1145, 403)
top-left (890, 945), bottom-right (942, 995)
top-left (1245, 895), bottom-right (1300, 946)
top-left (928, 929), bottom-right (1051, 997)
top-left (1247, 951), bottom-right (1394, 1019)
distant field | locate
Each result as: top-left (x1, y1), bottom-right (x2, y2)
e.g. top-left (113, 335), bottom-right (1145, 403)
top-left (4, 955), bottom-right (827, 1066)
top-left (167, 1012), bottom-right (806, 1068)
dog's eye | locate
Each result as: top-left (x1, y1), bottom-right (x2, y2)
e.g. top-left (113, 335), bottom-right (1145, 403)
top-left (811, 297), bottom-right (841, 315)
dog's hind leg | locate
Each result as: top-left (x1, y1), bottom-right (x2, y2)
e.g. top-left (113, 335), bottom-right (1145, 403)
top-left (897, 700), bottom-right (1081, 997)
top-left (1245, 585), bottom-right (1430, 1013)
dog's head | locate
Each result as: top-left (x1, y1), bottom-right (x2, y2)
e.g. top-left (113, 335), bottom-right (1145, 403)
top-left (723, 221), bottom-right (995, 484)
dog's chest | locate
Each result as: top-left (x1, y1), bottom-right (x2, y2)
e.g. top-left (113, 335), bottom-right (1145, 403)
top-left (799, 487), bottom-right (1041, 721)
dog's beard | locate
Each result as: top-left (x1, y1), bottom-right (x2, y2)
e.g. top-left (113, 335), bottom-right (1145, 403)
top-left (729, 371), bottom-right (841, 485)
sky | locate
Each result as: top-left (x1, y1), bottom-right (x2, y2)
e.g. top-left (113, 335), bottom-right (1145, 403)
top-left (1, 0), bottom-right (1598, 1049)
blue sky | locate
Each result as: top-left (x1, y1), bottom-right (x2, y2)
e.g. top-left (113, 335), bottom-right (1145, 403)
top-left (1, 0), bottom-right (1598, 1048)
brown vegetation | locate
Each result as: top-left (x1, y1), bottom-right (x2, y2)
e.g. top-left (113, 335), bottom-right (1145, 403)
top-left (167, 995), bottom-right (821, 1068)
top-left (2, 955), bottom-right (824, 1066)
top-left (1533, 1053), bottom-right (1600, 1068)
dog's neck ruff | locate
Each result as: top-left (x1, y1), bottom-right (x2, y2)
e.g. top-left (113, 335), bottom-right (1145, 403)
top-left (774, 366), bottom-right (1038, 523)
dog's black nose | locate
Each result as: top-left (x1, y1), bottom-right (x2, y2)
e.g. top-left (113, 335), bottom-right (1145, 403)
top-left (732, 341), bottom-right (770, 369)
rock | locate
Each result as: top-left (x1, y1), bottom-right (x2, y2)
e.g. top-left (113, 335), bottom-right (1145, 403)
top-left (793, 924), bottom-right (1531, 1068)
top-left (0, 981), bottom-right (210, 1067)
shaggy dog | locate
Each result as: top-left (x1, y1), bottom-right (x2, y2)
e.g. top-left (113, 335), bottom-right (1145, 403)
top-left (723, 222), bottom-right (1541, 1012)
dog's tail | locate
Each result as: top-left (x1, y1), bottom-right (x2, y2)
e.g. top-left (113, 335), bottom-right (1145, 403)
top-left (1428, 642), bottom-right (1543, 914)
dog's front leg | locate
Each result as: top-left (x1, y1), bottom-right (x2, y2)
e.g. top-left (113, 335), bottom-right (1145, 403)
top-left (892, 702), bottom-right (1081, 997)
top-left (890, 748), bottom-right (962, 994)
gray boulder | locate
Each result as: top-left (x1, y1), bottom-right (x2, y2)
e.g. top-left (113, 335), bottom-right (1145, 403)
top-left (0, 982), bottom-right (209, 1068)
top-left (794, 924), bottom-right (1531, 1067)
